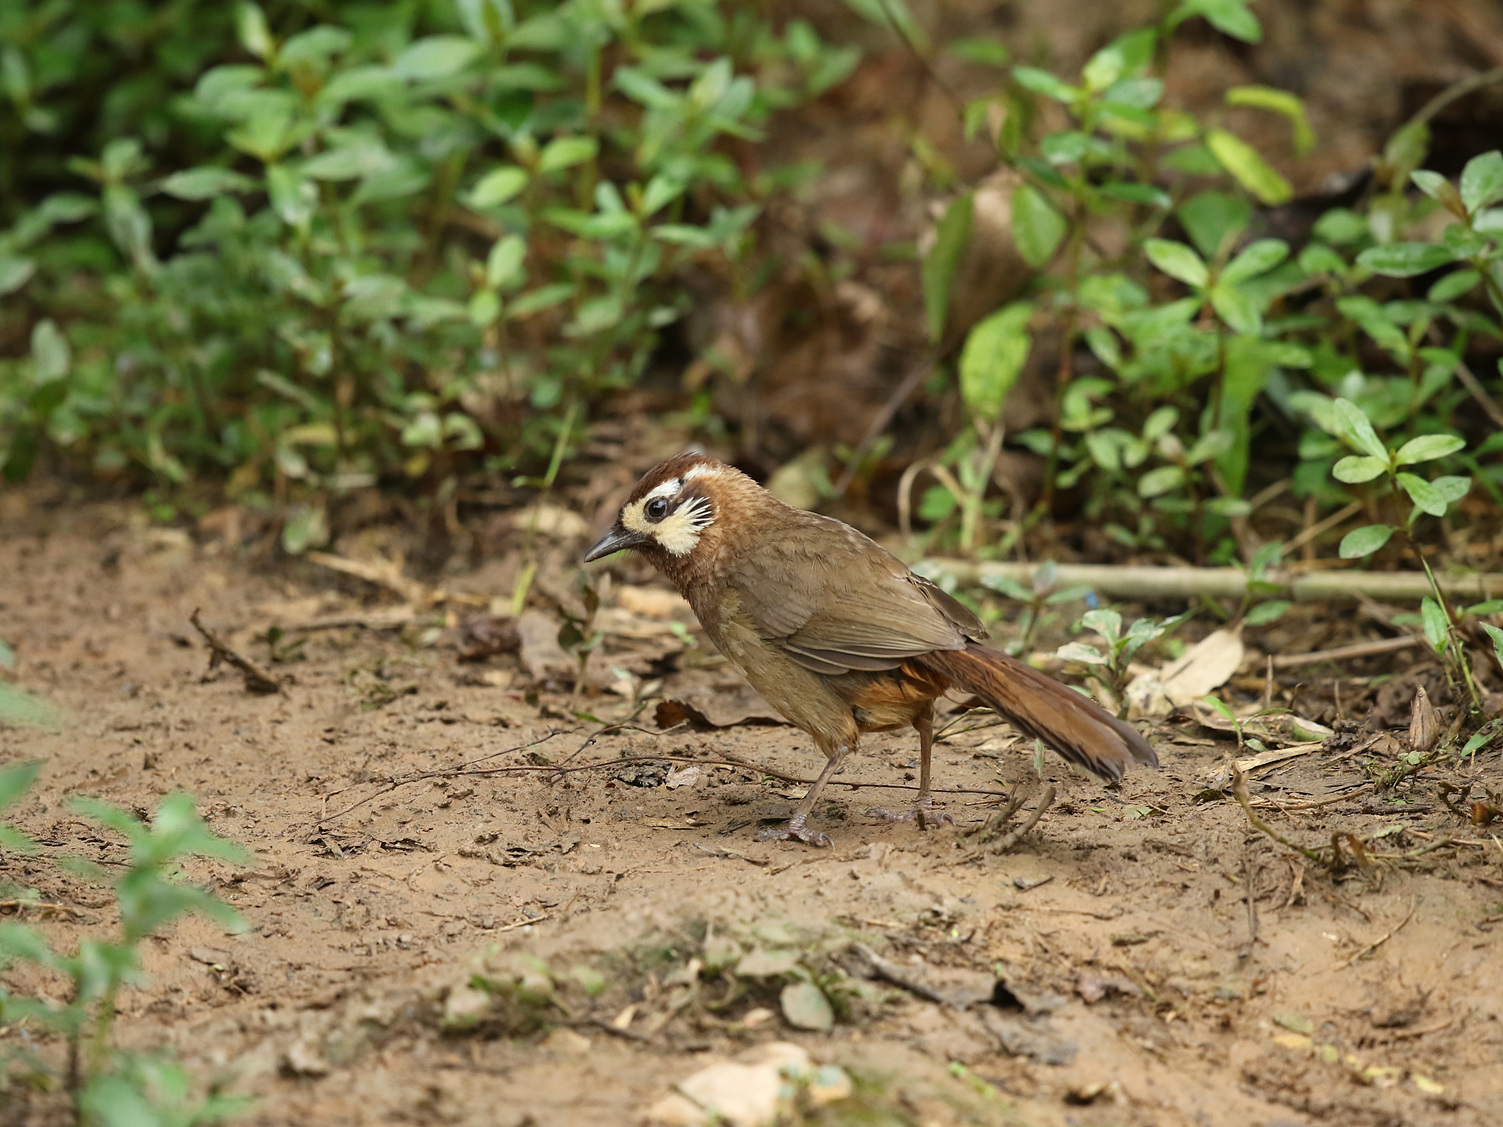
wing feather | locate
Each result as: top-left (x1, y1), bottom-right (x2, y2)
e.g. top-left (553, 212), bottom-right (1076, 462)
top-left (726, 514), bottom-right (984, 675)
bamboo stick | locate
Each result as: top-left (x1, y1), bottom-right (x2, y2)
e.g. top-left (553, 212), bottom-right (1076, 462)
top-left (918, 560), bottom-right (1503, 604)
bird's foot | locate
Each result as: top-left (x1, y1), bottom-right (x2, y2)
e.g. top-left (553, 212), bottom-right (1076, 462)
top-left (867, 798), bottom-right (955, 830)
top-left (756, 814), bottom-right (833, 848)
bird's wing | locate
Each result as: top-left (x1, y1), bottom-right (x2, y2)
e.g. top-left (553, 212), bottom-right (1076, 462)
top-left (726, 515), bottom-right (983, 675)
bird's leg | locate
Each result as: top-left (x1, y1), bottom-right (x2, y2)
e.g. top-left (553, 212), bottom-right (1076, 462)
top-left (756, 745), bottom-right (848, 847)
top-left (869, 706), bottom-right (954, 829)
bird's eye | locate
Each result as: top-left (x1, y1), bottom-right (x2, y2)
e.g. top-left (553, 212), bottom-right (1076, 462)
top-left (645, 497), bottom-right (670, 522)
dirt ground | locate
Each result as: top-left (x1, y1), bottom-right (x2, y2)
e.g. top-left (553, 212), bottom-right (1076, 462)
top-left (2, 502), bottom-right (1501, 1127)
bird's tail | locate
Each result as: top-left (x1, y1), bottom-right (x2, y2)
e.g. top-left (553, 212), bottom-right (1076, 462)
top-left (912, 644), bottom-right (1156, 781)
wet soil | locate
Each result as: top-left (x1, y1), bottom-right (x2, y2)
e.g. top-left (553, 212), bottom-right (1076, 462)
top-left (3, 506), bottom-right (1501, 1127)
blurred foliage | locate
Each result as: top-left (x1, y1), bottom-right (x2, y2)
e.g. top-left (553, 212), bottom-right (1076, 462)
top-left (0, 0), bottom-right (856, 511)
top-left (918, 0), bottom-right (1503, 571)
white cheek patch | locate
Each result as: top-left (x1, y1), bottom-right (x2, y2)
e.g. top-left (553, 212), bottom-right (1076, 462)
top-left (620, 499), bottom-right (652, 535)
top-left (654, 497), bottom-right (714, 556)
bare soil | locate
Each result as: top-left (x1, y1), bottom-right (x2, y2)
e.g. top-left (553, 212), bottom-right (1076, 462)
top-left (3, 503), bottom-right (1501, 1127)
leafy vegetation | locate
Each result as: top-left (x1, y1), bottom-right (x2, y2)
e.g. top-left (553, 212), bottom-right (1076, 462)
top-left (918, 0), bottom-right (1500, 580)
top-left (1, 0), bottom-right (855, 528)
top-left (0, 762), bottom-right (251, 1125)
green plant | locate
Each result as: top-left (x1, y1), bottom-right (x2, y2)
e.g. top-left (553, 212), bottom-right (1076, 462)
top-left (1056, 606), bottom-right (1188, 707)
top-left (0, 764), bottom-right (251, 1125)
top-left (906, 2), bottom-right (1501, 569)
top-left (0, 0), bottom-right (857, 508)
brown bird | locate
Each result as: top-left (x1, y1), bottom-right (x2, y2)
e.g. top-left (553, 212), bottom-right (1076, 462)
top-left (584, 452), bottom-right (1156, 846)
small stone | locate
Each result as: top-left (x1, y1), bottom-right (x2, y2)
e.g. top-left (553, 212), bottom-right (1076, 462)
top-left (541, 1028), bottom-right (592, 1054)
top-left (282, 1036), bottom-right (331, 1077)
top-left (806, 1065), bottom-right (853, 1106)
top-left (676, 1062), bottom-right (782, 1127)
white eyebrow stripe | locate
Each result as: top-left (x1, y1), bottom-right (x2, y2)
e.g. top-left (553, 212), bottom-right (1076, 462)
top-left (643, 478), bottom-right (682, 502)
top-left (683, 464), bottom-right (723, 482)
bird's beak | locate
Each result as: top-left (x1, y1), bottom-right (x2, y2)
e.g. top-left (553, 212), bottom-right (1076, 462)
top-left (584, 524), bottom-right (649, 562)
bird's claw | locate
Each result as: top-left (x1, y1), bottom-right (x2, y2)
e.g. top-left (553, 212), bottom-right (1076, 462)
top-left (756, 816), bottom-right (832, 848)
top-left (867, 799), bottom-right (954, 830)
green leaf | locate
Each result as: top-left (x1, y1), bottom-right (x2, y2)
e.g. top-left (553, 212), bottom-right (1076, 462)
top-left (1481, 623), bottom-right (1503, 668)
top-left (1207, 129), bottom-right (1290, 205)
top-left (780, 981), bottom-right (834, 1031)
top-left (1245, 600), bottom-right (1291, 626)
top-left (1333, 398), bottom-right (1389, 460)
top-left (0, 256), bottom-right (36, 295)
top-left (1179, 190), bottom-right (1251, 258)
top-left (1143, 238), bottom-right (1208, 287)
top-left (1011, 66), bottom-right (1077, 102)
top-left (486, 234), bottom-right (526, 289)
top-left (1394, 434), bottom-right (1465, 466)
top-left (1460, 150), bottom-right (1503, 214)
top-left (395, 36), bottom-right (481, 81)
top-left (1220, 238), bottom-right (1289, 284)
top-left (1356, 242), bottom-right (1457, 277)
top-left (1056, 642), bottom-right (1108, 665)
top-left (537, 136), bottom-right (598, 174)
top-left (1397, 472), bottom-right (1462, 517)
top-left (235, 2), bottom-right (274, 60)
top-left (958, 302), bottom-right (1033, 422)
top-left (1173, 0), bottom-right (1262, 42)
top-left (31, 319), bottom-right (69, 383)
top-left (1226, 85), bottom-right (1313, 154)
top-left (1139, 464), bottom-right (1185, 497)
top-left (281, 505), bottom-right (328, 554)
top-left (1080, 608), bottom-right (1123, 645)
top-left (1208, 282), bottom-right (1260, 334)
top-left (467, 166), bottom-right (528, 208)
top-left (0, 760), bottom-right (41, 811)
top-left (1332, 455), bottom-right (1387, 483)
top-left (1010, 184), bottom-right (1066, 269)
top-left (160, 167), bottom-right (258, 200)
top-left (1428, 268), bottom-right (1479, 303)
top-left (1339, 524), bottom-right (1394, 558)
top-left (923, 193), bottom-right (973, 343)
top-left (1421, 597), bottom-right (1449, 654)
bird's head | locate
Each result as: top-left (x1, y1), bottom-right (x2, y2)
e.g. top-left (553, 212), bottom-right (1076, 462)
top-left (584, 452), bottom-right (744, 563)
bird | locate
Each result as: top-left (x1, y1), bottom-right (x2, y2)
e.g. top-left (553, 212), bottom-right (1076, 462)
top-left (583, 452), bottom-right (1157, 846)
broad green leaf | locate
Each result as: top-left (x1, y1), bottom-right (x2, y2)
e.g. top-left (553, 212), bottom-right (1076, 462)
top-left (1207, 129), bottom-right (1290, 204)
top-left (614, 66), bottom-right (680, 110)
top-left (236, 2), bottom-right (274, 60)
top-left (1011, 184), bottom-right (1066, 268)
top-left (1179, 190), bottom-right (1251, 258)
top-left (1143, 238), bottom-right (1208, 287)
top-left (161, 167), bottom-right (257, 200)
top-left (468, 289), bottom-right (500, 326)
top-left (1338, 524), bottom-right (1394, 558)
top-left (1397, 472), bottom-right (1462, 516)
top-left (1420, 597), bottom-right (1448, 654)
top-left (1245, 600), bottom-right (1291, 626)
top-left (1333, 398), bottom-right (1388, 460)
top-left (1220, 238), bottom-right (1289, 284)
top-left (31, 319), bottom-right (69, 383)
top-left (1011, 66), bottom-right (1077, 103)
top-left (1428, 268), bottom-right (1479, 303)
top-left (0, 761), bottom-right (41, 810)
top-left (923, 193), bottom-right (972, 343)
top-left (1411, 169), bottom-right (1464, 216)
top-left (1056, 642), bottom-right (1108, 665)
top-left (958, 302), bottom-right (1033, 422)
top-left (1080, 608), bottom-right (1122, 644)
top-left (486, 234), bottom-right (526, 289)
top-left (537, 135), bottom-right (597, 174)
top-left (467, 166), bottom-right (528, 208)
top-left (1173, 0), bottom-right (1262, 42)
top-left (0, 256), bottom-right (36, 295)
top-left (1139, 464), bottom-right (1185, 497)
top-left (1332, 455), bottom-right (1386, 483)
top-left (1209, 283), bottom-right (1260, 334)
top-left (395, 36), bottom-right (480, 81)
top-left (1226, 86), bottom-right (1313, 154)
top-left (1460, 150), bottom-right (1503, 214)
top-left (1356, 242), bottom-right (1457, 277)
top-left (1394, 434), bottom-right (1465, 465)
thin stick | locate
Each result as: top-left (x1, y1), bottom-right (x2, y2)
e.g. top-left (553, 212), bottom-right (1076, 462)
top-left (1336, 898), bottom-right (1417, 969)
top-left (189, 608), bottom-right (284, 695)
top-left (1270, 635), bottom-right (1422, 668)
top-left (924, 560), bottom-right (1503, 604)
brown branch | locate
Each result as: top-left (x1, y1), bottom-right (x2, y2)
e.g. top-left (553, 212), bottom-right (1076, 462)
top-left (189, 609), bottom-right (283, 695)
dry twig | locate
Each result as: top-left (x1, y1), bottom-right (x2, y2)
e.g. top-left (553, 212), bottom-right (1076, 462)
top-left (189, 608), bottom-right (283, 695)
